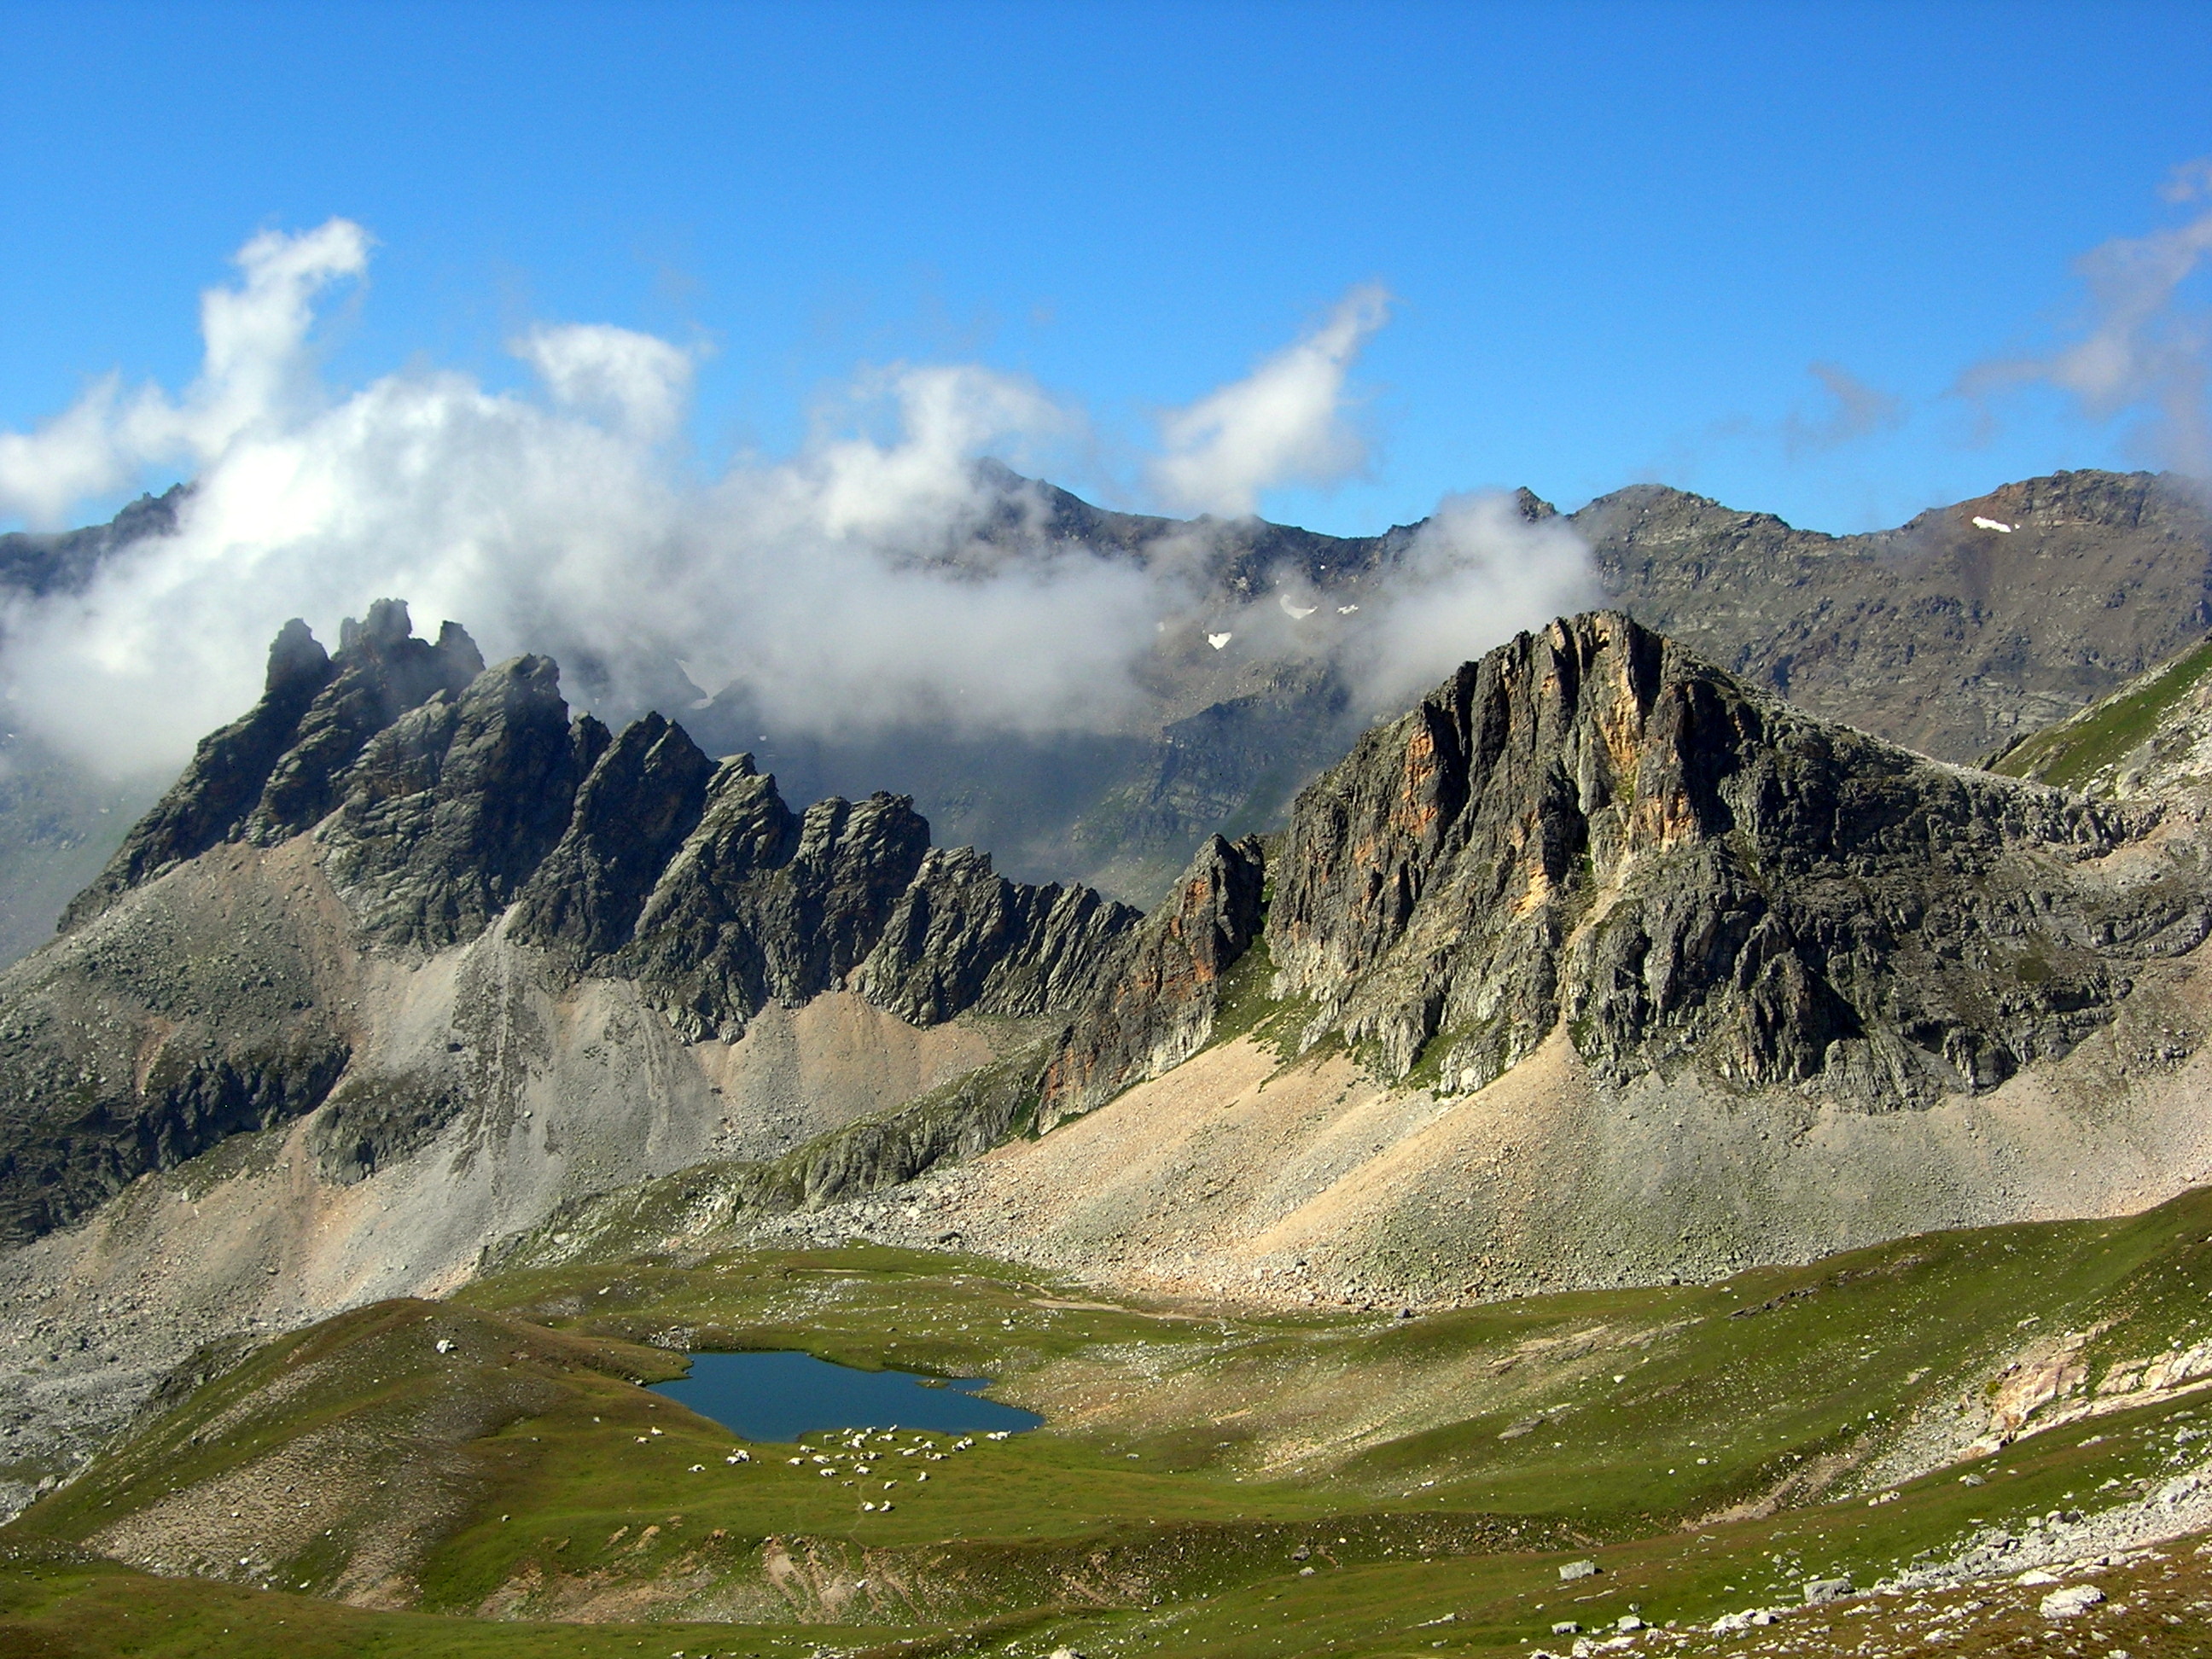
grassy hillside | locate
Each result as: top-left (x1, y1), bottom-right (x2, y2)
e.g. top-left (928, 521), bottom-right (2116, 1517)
top-left (13, 1194), bottom-right (2212, 1654)
top-left (1985, 633), bottom-right (2212, 789)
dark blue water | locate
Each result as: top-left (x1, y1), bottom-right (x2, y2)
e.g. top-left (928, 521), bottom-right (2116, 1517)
top-left (650, 1349), bottom-right (1043, 1443)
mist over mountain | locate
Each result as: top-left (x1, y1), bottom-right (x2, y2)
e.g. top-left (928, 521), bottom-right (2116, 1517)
top-left (2, 463), bottom-right (2209, 973)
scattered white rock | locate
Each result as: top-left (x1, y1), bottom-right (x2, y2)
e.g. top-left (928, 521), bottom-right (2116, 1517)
top-left (1559, 1558), bottom-right (1599, 1581)
top-left (434, 1338), bottom-right (454, 1353)
top-left (1804, 1575), bottom-right (1853, 1604)
top-left (2038, 1583), bottom-right (2104, 1618)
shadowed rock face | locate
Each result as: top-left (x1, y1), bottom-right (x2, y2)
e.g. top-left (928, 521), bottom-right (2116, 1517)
top-left (1040, 832), bottom-right (1266, 1123)
top-left (617, 765), bottom-right (934, 1043)
top-left (0, 608), bottom-right (1148, 1244)
top-left (61, 600), bottom-right (486, 930)
top-left (0, 854), bottom-right (353, 1243)
top-left (506, 713), bottom-right (718, 963)
top-left (1266, 611), bottom-right (2212, 1106)
top-left (320, 654), bottom-right (597, 951)
top-left (20, 597), bottom-right (2212, 1254)
top-left (243, 604), bottom-right (489, 847)
top-left (856, 847), bottom-right (1142, 1027)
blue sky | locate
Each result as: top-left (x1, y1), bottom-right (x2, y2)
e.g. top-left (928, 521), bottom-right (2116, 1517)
top-left (3, 0), bottom-right (2209, 538)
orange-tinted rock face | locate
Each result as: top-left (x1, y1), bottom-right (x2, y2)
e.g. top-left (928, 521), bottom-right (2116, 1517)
top-left (1263, 611), bottom-right (2202, 1104)
top-left (1040, 832), bottom-right (1265, 1124)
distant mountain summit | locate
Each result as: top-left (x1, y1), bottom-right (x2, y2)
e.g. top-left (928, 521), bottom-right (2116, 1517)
top-left (11, 598), bottom-right (2212, 1519)
top-left (3, 465), bottom-right (2208, 984)
top-left (1582, 469), bottom-right (2212, 763)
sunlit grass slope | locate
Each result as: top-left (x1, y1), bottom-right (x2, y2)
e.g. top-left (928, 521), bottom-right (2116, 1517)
top-left (1986, 633), bottom-right (2212, 789)
top-left (11, 1192), bottom-right (2212, 1654)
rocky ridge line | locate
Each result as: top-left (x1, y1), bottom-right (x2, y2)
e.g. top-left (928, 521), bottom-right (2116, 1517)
top-left (1266, 610), bottom-right (2212, 1107)
top-left (0, 604), bottom-right (1150, 1245)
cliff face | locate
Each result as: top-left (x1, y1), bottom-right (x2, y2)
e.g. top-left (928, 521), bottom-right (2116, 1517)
top-left (0, 607), bottom-right (1144, 1247)
top-left (1039, 833), bottom-right (1266, 1124)
top-left (1266, 612), bottom-right (2212, 1107)
top-left (61, 601), bottom-right (485, 929)
top-left (15, 468), bottom-right (2212, 974)
top-left (1585, 469), bottom-right (2212, 765)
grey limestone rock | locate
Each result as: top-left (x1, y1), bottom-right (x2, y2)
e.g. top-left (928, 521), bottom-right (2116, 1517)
top-left (304, 1067), bottom-right (467, 1185)
top-left (1266, 611), bottom-right (2212, 1106)
top-left (320, 653), bottom-right (596, 951)
top-left (59, 600), bottom-right (486, 931)
top-left (60, 618), bottom-right (335, 929)
top-left (506, 711), bottom-right (717, 963)
top-left (854, 846), bottom-right (1141, 1026)
top-left (620, 763), bottom-right (934, 1041)
top-left (1040, 831), bottom-right (1266, 1123)
top-left (0, 870), bottom-right (352, 1246)
top-left (242, 600), bottom-right (486, 845)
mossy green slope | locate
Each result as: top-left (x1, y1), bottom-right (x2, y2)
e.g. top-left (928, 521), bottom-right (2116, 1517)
top-left (1986, 632), bottom-right (2212, 791)
top-left (15, 1193), bottom-right (2212, 1653)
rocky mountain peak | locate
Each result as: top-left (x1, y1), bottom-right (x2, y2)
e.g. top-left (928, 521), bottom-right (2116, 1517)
top-left (1580, 469), bottom-right (2212, 765)
top-left (4, 605), bottom-right (1155, 1243)
top-left (261, 616), bottom-right (329, 693)
top-left (1266, 610), bottom-right (2209, 1105)
top-left (60, 602), bottom-right (488, 928)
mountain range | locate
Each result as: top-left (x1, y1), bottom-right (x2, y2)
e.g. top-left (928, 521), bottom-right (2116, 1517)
top-left (3, 467), bottom-right (2207, 967)
top-left (6, 468), bottom-right (2212, 1659)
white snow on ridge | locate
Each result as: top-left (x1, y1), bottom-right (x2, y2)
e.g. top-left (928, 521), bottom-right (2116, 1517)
top-left (1972, 515), bottom-right (2015, 533)
top-left (1278, 594), bottom-right (1317, 620)
top-left (1208, 632), bottom-right (1233, 650)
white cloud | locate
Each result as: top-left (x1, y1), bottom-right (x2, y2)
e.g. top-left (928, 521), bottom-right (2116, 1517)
top-left (0, 226), bottom-right (1592, 785)
top-left (1148, 283), bottom-right (1389, 516)
top-left (0, 219), bottom-right (370, 526)
top-left (1345, 492), bottom-right (1601, 714)
top-left (514, 323), bottom-right (696, 442)
top-left (1959, 180), bottom-right (2212, 479)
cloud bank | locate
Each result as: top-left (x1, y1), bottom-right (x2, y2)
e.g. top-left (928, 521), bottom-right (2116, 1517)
top-left (1961, 170), bottom-right (2212, 479)
top-left (0, 224), bottom-right (1590, 777)
top-left (1149, 284), bottom-right (1390, 515)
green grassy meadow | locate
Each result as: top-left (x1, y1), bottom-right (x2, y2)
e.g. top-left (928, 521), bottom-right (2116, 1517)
top-left (1985, 633), bottom-right (2212, 787)
top-left (12, 1191), bottom-right (2212, 1656)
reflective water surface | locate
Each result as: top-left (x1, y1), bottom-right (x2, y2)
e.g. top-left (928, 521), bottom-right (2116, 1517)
top-left (649, 1348), bottom-right (1043, 1442)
